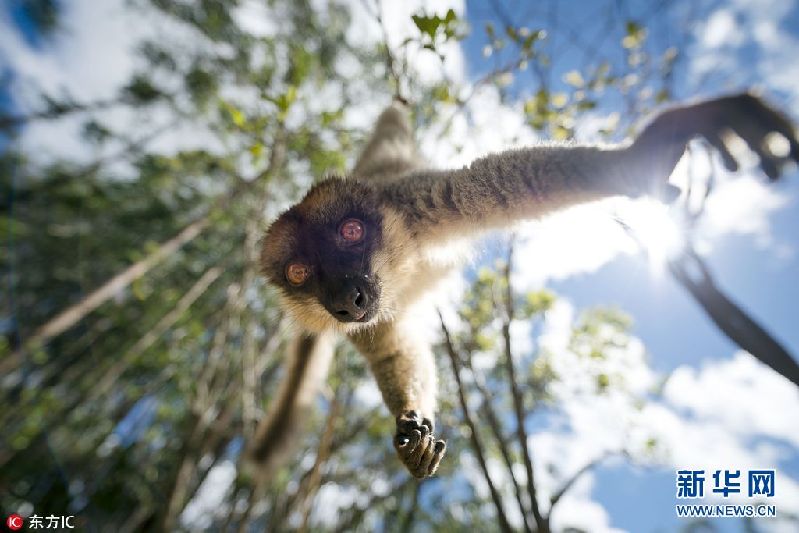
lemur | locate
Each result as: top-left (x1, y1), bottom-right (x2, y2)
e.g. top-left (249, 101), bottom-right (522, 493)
top-left (250, 93), bottom-right (798, 478)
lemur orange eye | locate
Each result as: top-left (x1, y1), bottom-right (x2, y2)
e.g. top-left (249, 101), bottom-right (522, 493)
top-left (340, 219), bottom-right (364, 242)
top-left (286, 263), bottom-right (310, 286)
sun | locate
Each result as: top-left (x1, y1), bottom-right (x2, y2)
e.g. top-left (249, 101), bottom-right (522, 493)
top-left (616, 198), bottom-right (685, 272)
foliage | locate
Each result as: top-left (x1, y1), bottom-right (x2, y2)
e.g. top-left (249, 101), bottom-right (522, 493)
top-left (0, 0), bottom-right (736, 531)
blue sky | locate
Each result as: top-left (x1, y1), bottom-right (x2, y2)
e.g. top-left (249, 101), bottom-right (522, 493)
top-left (2, 0), bottom-right (798, 531)
top-left (455, 1), bottom-right (799, 531)
top-left (459, 0), bottom-right (799, 388)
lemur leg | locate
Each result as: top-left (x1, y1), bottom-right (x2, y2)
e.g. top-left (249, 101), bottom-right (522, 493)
top-left (349, 319), bottom-right (446, 478)
top-left (247, 330), bottom-right (335, 475)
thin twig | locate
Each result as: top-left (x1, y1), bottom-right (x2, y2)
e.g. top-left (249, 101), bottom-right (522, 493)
top-left (465, 351), bottom-right (533, 533)
top-left (3, 128), bottom-right (286, 374)
top-left (439, 313), bottom-right (513, 533)
top-left (500, 240), bottom-right (547, 532)
top-left (549, 450), bottom-right (614, 509)
top-left (88, 266), bottom-right (224, 401)
top-left (374, 0), bottom-right (408, 104)
top-left (0, 97), bottom-right (122, 131)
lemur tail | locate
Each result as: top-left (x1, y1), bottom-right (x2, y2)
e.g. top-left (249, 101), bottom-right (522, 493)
top-left (245, 331), bottom-right (335, 476)
top-left (351, 102), bottom-right (421, 181)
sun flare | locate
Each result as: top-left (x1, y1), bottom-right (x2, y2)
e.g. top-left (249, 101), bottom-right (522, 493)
top-left (616, 198), bottom-right (685, 271)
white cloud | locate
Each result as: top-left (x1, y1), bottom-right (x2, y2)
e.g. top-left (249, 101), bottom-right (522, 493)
top-left (518, 305), bottom-right (799, 531)
top-left (1, 0), bottom-right (145, 163)
top-left (0, 1), bottom-right (140, 105)
top-left (660, 351), bottom-right (799, 450)
top-left (702, 10), bottom-right (743, 49)
top-left (510, 201), bottom-right (638, 288)
top-left (312, 483), bottom-right (361, 528)
top-left (549, 475), bottom-right (622, 533)
top-left (640, 352), bottom-right (799, 518)
top-left (0, 0), bottom-right (230, 167)
top-left (538, 298), bottom-right (575, 355)
top-left (419, 86), bottom-right (538, 169)
top-left (689, 0), bottom-right (799, 109)
top-left (522, 298), bottom-right (659, 530)
top-left (353, 379), bottom-right (383, 409)
top-left (699, 174), bottom-right (791, 248)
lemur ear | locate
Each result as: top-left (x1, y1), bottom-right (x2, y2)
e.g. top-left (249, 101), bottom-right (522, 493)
top-left (260, 213), bottom-right (298, 280)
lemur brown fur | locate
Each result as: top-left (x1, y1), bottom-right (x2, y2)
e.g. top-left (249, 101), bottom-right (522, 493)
top-left (250, 93), bottom-right (799, 479)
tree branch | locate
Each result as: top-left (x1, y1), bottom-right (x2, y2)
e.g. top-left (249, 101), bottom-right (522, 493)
top-left (464, 350), bottom-right (533, 533)
top-left (440, 313), bottom-right (513, 533)
top-left (89, 265), bottom-right (223, 401)
top-left (2, 129), bottom-right (286, 375)
top-left (500, 240), bottom-right (547, 532)
top-left (0, 97), bottom-right (122, 131)
top-left (549, 450), bottom-right (613, 509)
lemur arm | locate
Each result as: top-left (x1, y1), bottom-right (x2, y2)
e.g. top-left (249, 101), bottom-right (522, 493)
top-left (349, 318), bottom-right (446, 478)
top-left (382, 93), bottom-right (798, 240)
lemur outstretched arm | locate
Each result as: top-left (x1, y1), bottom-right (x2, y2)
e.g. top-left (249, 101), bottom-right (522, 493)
top-left (382, 93), bottom-right (798, 241)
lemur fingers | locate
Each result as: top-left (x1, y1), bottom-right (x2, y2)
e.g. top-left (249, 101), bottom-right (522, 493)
top-left (394, 410), bottom-right (447, 478)
top-left (418, 439), bottom-right (446, 477)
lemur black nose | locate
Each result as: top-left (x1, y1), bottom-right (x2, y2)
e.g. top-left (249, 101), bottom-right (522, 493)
top-left (333, 285), bottom-right (369, 321)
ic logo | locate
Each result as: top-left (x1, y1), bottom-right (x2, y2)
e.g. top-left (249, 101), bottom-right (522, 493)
top-left (6, 514), bottom-right (24, 531)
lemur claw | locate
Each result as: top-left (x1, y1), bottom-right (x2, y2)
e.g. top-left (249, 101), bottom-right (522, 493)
top-left (394, 411), bottom-right (446, 478)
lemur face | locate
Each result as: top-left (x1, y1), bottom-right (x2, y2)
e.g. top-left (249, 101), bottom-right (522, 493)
top-left (261, 177), bottom-right (386, 333)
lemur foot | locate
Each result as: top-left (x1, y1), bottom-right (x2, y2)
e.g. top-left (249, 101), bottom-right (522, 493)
top-left (394, 410), bottom-right (446, 478)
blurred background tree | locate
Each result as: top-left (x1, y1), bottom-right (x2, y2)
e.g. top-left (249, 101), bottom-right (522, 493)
top-left (1, 0), bottom-right (797, 531)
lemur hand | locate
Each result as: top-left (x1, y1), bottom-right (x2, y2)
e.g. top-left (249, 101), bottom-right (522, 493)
top-left (634, 93), bottom-right (799, 190)
top-left (394, 410), bottom-right (446, 479)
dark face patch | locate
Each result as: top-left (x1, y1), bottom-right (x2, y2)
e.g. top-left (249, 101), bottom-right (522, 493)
top-left (260, 176), bottom-right (384, 324)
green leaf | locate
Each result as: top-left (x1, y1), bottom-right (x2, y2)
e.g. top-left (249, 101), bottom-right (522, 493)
top-left (412, 13), bottom-right (441, 40)
top-left (522, 29), bottom-right (545, 50)
top-left (123, 74), bottom-right (162, 104)
top-left (506, 25), bottom-right (518, 41)
top-left (412, 9), bottom-right (461, 44)
top-left (222, 102), bottom-right (246, 127)
top-left (553, 125), bottom-right (571, 140)
top-left (485, 21), bottom-right (495, 40)
top-left (432, 84), bottom-right (455, 104)
top-left (249, 143), bottom-right (264, 160)
top-left (274, 85), bottom-right (298, 119)
top-left (622, 20), bottom-right (646, 49)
